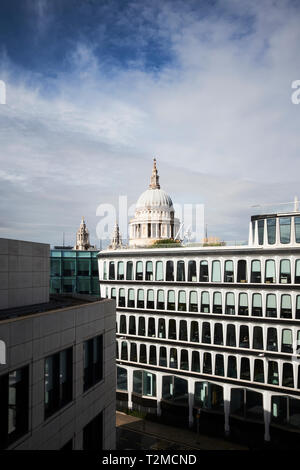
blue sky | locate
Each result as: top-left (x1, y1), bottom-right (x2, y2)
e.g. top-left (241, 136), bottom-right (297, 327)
top-left (0, 0), bottom-right (300, 246)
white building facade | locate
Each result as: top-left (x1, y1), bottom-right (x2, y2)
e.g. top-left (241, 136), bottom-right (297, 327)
top-left (98, 164), bottom-right (300, 446)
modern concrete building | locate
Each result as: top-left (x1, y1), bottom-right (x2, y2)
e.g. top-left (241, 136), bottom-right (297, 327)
top-left (0, 238), bottom-right (49, 310)
top-left (0, 238), bottom-right (116, 450)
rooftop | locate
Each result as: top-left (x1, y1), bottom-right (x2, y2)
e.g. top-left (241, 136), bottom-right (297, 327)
top-left (0, 294), bottom-right (102, 323)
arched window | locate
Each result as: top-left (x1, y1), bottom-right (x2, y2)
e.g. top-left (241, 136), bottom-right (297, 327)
top-left (155, 261), bottom-right (163, 281)
top-left (147, 289), bottom-right (154, 309)
top-left (121, 341), bottom-right (128, 360)
top-left (117, 367), bottom-right (127, 390)
top-left (126, 261), bottom-right (133, 280)
top-left (178, 290), bottom-right (186, 311)
top-left (297, 295), bottom-right (300, 319)
top-left (117, 261), bottom-right (124, 280)
top-left (180, 350), bottom-right (189, 370)
top-left (281, 329), bottom-right (293, 353)
top-left (111, 287), bottom-right (116, 300)
top-left (167, 290), bottom-right (175, 310)
top-left (179, 320), bottom-right (188, 341)
top-left (203, 353), bottom-right (212, 374)
top-left (238, 293), bottom-right (248, 315)
top-left (176, 260), bottom-right (185, 281)
top-left (168, 319), bottom-right (177, 340)
top-left (118, 288), bottom-right (125, 307)
top-left (214, 323), bottom-right (223, 345)
top-left (202, 322), bottom-right (211, 344)
top-left (190, 321), bottom-right (199, 342)
top-left (158, 318), bottom-right (166, 338)
top-left (188, 260), bottom-right (197, 281)
top-left (267, 328), bottom-right (278, 351)
top-left (128, 316), bottom-right (136, 335)
top-left (157, 290), bottom-right (165, 310)
top-left (213, 292), bottom-right (222, 314)
top-left (251, 260), bottom-right (261, 283)
top-left (239, 325), bottom-right (249, 348)
top-left (212, 261), bottom-right (221, 282)
top-left (226, 324), bottom-right (236, 347)
top-left (282, 363), bottom-right (294, 388)
top-left (280, 217), bottom-right (291, 244)
top-left (281, 294), bottom-right (292, 318)
top-left (130, 343), bottom-right (137, 362)
top-left (266, 294), bottom-right (277, 317)
top-left (191, 351), bottom-right (200, 372)
top-left (227, 356), bottom-right (237, 378)
top-left (240, 357), bottom-right (250, 380)
top-left (139, 344), bottom-right (147, 363)
top-left (280, 259), bottom-right (291, 284)
top-left (268, 361), bottom-right (279, 385)
top-left (149, 346), bottom-right (157, 365)
top-left (189, 291), bottom-right (198, 312)
top-left (166, 261), bottom-right (174, 281)
top-left (136, 261), bottom-right (143, 280)
top-left (145, 261), bottom-right (153, 280)
top-left (215, 355), bottom-right (224, 376)
top-left (159, 347), bottom-right (167, 367)
top-left (295, 260), bottom-right (300, 284)
top-left (225, 292), bottom-right (235, 315)
top-left (254, 359), bottom-right (264, 383)
top-left (252, 293), bottom-right (262, 316)
top-left (137, 289), bottom-right (144, 308)
top-left (200, 261), bottom-right (209, 282)
top-left (169, 348), bottom-right (178, 369)
top-left (237, 260), bottom-right (247, 282)
top-left (109, 261), bottom-right (115, 280)
top-left (224, 260), bottom-right (234, 282)
top-left (148, 317), bottom-right (156, 337)
top-left (127, 289), bottom-right (135, 308)
top-left (253, 326), bottom-right (263, 350)
top-left (201, 291), bottom-right (210, 313)
top-left (119, 315), bottom-right (126, 334)
top-left (138, 317), bottom-right (145, 336)
top-left (265, 259), bottom-right (276, 283)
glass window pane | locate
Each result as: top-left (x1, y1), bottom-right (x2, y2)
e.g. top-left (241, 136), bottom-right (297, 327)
top-left (280, 217), bottom-right (291, 244)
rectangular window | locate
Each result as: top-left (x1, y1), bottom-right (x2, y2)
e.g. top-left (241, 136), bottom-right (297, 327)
top-left (267, 218), bottom-right (276, 244)
top-left (280, 217), bottom-right (291, 244)
top-left (45, 348), bottom-right (73, 419)
top-left (258, 219), bottom-right (264, 245)
top-left (83, 412), bottom-right (103, 450)
top-left (295, 217), bottom-right (300, 243)
top-left (0, 366), bottom-right (29, 449)
top-left (83, 336), bottom-right (103, 392)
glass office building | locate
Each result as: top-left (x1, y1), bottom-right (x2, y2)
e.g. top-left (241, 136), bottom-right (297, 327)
top-left (50, 249), bottom-right (100, 296)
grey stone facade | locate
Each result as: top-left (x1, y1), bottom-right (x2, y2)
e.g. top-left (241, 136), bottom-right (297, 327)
top-left (0, 238), bottom-right (49, 310)
top-left (0, 298), bottom-right (116, 450)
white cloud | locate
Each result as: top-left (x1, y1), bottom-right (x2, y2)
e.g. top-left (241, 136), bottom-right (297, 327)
top-left (0, 0), bottom-right (300, 245)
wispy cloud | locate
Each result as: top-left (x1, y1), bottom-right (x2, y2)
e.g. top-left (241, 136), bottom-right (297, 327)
top-left (0, 0), bottom-right (299, 245)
